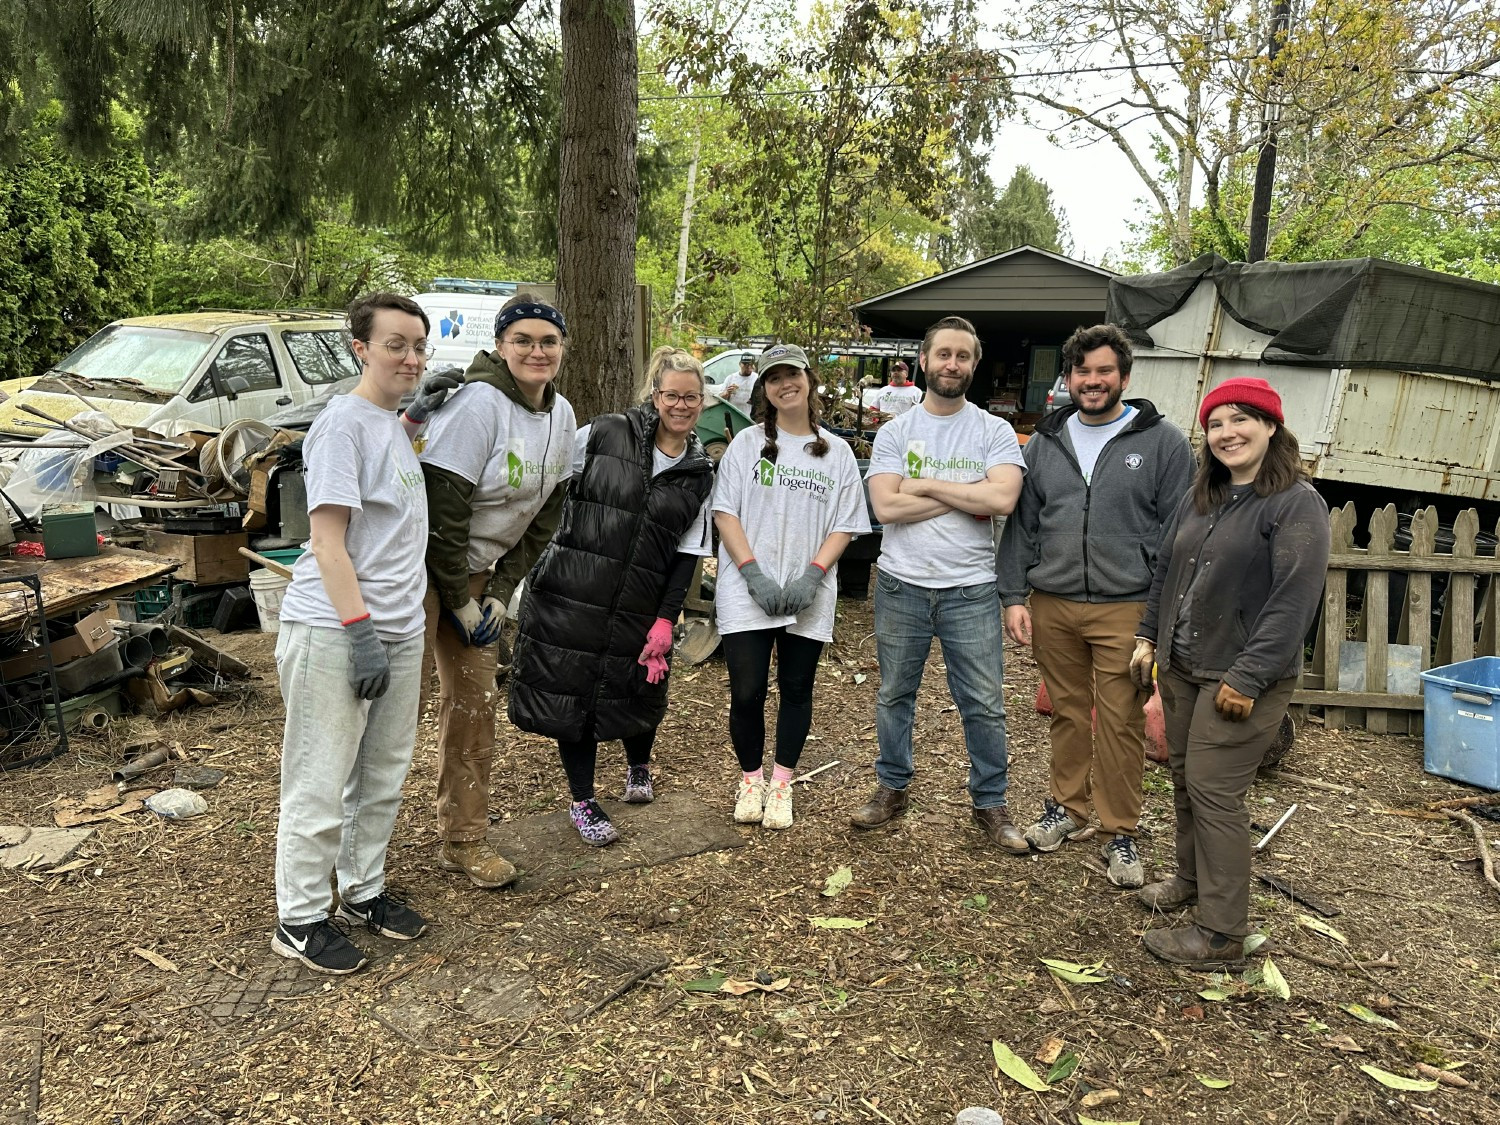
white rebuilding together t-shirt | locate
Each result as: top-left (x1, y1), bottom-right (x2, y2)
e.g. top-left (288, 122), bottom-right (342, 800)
top-left (863, 383), bottom-right (923, 421)
top-left (712, 425), bottom-right (872, 642)
top-left (419, 381), bottom-right (575, 572)
top-left (279, 394), bottom-right (430, 641)
top-left (573, 421), bottom-right (713, 556)
top-left (867, 401), bottom-right (1026, 588)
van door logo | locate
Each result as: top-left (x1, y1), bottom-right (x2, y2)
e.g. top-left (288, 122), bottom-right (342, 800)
top-left (440, 310), bottom-right (464, 339)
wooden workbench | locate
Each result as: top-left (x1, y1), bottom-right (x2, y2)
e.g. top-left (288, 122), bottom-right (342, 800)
top-left (0, 547), bottom-right (179, 631)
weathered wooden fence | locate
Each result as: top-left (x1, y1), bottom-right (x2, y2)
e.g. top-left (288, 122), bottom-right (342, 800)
top-left (1295, 504), bottom-right (1500, 734)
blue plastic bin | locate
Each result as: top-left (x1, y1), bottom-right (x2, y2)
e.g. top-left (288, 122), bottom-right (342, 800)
top-left (1421, 657), bottom-right (1500, 789)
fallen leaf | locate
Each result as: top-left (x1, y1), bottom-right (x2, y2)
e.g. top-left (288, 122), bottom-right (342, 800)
top-left (681, 972), bottom-right (728, 992)
top-left (853, 673), bottom-right (867, 684)
top-left (1322, 1034), bottom-right (1365, 1053)
top-left (1358, 1064), bottom-right (1439, 1091)
top-left (1180, 1004), bottom-right (1204, 1020)
top-left (1149, 1028), bottom-right (1172, 1056)
top-left (132, 947), bottom-right (178, 973)
top-left (1344, 1002), bottom-right (1399, 1030)
top-left (1242, 933), bottom-right (1268, 955)
top-left (821, 865), bottom-right (853, 897)
top-left (1046, 1052), bottom-right (1080, 1084)
top-left (1297, 914), bottom-right (1348, 945)
top-left (1415, 1063), bottom-right (1471, 1088)
top-left (992, 1040), bottom-right (1050, 1092)
top-left (808, 916), bottom-right (868, 930)
top-left (1034, 1036), bottom-right (1065, 1065)
top-left (720, 977), bottom-right (791, 996)
top-left (1198, 988), bottom-right (1231, 1002)
top-left (1080, 1088), bottom-right (1120, 1107)
top-left (1196, 1075), bottom-right (1233, 1089)
top-left (1260, 956), bottom-right (1291, 1000)
top-left (1040, 956), bottom-right (1109, 984)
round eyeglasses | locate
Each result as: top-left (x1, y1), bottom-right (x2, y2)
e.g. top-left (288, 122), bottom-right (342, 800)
top-left (656, 390), bottom-right (704, 407)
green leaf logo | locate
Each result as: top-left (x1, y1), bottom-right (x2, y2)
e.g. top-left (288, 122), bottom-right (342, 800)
top-left (507, 451), bottom-right (524, 489)
top-left (755, 458), bottom-right (776, 486)
top-left (905, 449), bottom-right (923, 478)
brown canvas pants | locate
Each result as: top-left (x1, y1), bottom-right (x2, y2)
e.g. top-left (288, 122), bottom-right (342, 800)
top-left (423, 574), bottom-right (501, 843)
top-left (1157, 664), bottom-right (1297, 937)
top-left (1030, 592), bottom-right (1147, 836)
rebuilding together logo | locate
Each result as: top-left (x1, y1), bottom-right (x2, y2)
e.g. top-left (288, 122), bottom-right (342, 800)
top-left (754, 458), bottom-right (835, 502)
top-left (903, 441), bottom-right (985, 480)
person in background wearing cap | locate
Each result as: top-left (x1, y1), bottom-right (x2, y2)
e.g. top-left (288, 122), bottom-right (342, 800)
top-left (998, 323), bottom-right (1194, 886)
top-left (862, 359), bottom-right (923, 427)
top-left (419, 291), bottom-right (576, 890)
top-left (713, 343), bottom-right (871, 829)
top-left (1132, 378), bottom-right (1328, 969)
top-left (723, 353), bottom-right (759, 413)
top-left (851, 316), bottom-right (1028, 851)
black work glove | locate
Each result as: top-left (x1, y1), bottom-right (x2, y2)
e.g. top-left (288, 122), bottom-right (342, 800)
top-left (344, 616), bottom-right (390, 700)
top-left (403, 367), bottom-right (464, 424)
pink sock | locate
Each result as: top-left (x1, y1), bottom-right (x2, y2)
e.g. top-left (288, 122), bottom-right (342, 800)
top-left (743, 769), bottom-right (763, 784)
top-left (772, 764), bottom-right (794, 783)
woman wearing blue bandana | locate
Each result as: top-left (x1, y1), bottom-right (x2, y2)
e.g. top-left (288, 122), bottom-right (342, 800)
top-left (418, 292), bottom-right (576, 890)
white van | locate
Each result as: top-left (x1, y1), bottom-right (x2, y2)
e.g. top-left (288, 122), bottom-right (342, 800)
top-left (412, 279), bottom-right (525, 371)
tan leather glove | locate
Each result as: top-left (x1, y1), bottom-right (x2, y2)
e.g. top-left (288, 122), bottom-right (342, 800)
top-left (1129, 638), bottom-right (1156, 692)
top-left (1214, 681), bottom-right (1255, 722)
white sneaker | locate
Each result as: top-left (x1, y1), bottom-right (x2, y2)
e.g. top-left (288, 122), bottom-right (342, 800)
top-left (762, 779), bottom-right (793, 829)
top-left (733, 776), bottom-right (766, 823)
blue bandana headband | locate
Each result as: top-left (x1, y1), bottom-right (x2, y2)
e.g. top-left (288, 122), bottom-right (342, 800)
top-left (494, 303), bottom-right (567, 338)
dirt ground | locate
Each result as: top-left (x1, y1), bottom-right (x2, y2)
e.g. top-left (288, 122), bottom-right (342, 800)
top-left (3, 594), bottom-right (1500, 1125)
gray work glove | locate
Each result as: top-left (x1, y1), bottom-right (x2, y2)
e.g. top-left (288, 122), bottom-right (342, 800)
top-left (403, 366), bottom-right (464, 424)
top-left (738, 561), bottom-right (785, 616)
top-left (344, 616), bottom-right (390, 700)
top-left (774, 562), bottom-right (826, 616)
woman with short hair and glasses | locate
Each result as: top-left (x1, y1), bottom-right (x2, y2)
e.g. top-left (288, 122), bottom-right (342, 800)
top-left (271, 292), bottom-right (434, 974)
top-left (419, 292), bottom-right (576, 886)
top-left (509, 346), bottom-right (715, 845)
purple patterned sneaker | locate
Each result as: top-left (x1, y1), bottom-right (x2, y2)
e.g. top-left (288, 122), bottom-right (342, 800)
top-left (570, 799), bottom-right (621, 846)
top-left (623, 765), bottom-right (654, 804)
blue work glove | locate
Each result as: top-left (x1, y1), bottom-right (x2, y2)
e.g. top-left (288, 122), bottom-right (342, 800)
top-left (343, 616), bottom-right (390, 700)
top-left (445, 599), bottom-right (487, 645)
top-left (403, 366), bottom-right (464, 424)
top-left (738, 561), bottom-right (785, 616)
top-left (774, 562), bottom-right (826, 616)
top-left (473, 595), bottom-right (506, 646)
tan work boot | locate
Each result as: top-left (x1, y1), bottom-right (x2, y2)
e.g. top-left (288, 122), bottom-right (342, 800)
top-left (439, 840), bottom-right (518, 889)
top-left (850, 784), bottom-right (909, 829)
top-left (1142, 923), bottom-right (1244, 969)
top-left (1136, 875), bottom-right (1197, 911)
top-left (972, 805), bottom-right (1030, 854)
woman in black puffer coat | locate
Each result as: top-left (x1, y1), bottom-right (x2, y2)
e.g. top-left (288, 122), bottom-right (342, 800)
top-left (509, 348), bottom-right (714, 846)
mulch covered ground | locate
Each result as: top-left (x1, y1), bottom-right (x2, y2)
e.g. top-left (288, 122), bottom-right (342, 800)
top-left (3, 595), bottom-right (1500, 1124)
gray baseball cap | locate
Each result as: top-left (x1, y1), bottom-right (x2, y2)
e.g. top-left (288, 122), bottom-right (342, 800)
top-left (756, 343), bottom-right (811, 376)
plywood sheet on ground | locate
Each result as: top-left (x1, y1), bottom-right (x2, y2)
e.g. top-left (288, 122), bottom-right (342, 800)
top-left (487, 790), bottom-right (745, 892)
top-left (0, 547), bottom-right (178, 629)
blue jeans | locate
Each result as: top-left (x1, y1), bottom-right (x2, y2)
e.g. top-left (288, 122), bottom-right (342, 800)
top-left (274, 622), bottom-right (425, 926)
top-left (873, 572), bottom-right (1010, 808)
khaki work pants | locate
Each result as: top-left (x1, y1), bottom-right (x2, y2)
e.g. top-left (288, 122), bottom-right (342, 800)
top-left (1157, 664), bottom-right (1297, 937)
top-left (1030, 592), bottom-right (1147, 837)
top-left (423, 574), bottom-right (501, 843)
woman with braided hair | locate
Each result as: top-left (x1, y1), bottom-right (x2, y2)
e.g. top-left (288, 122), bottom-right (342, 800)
top-left (711, 344), bottom-right (871, 830)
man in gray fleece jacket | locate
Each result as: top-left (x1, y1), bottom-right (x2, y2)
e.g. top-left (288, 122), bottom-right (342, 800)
top-left (997, 324), bottom-right (1193, 887)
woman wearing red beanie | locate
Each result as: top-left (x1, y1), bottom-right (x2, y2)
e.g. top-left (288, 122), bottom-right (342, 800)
top-left (1128, 377), bottom-right (1329, 968)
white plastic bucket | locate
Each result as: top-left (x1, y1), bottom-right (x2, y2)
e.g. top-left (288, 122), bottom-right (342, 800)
top-left (249, 568), bottom-right (291, 634)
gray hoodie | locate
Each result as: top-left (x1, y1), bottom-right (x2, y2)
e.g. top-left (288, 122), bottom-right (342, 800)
top-left (997, 400), bottom-right (1194, 605)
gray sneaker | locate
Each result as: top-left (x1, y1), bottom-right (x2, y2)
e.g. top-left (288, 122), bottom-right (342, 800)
top-left (1025, 797), bottom-right (1087, 852)
top-left (1102, 834), bottom-right (1145, 888)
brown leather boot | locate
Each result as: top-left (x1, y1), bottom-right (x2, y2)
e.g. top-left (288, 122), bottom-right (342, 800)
top-left (1136, 876), bottom-right (1198, 911)
top-left (972, 805), bottom-right (1030, 854)
top-left (850, 784), bottom-right (909, 829)
top-left (1142, 923), bottom-right (1244, 969)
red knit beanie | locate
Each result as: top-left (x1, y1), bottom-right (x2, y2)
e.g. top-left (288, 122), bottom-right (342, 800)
top-left (1198, 376), bottom-right (1284, 430)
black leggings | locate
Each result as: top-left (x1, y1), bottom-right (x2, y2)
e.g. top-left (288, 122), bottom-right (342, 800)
top-left (721, 627), bottom-right (825, 773)
top-left (557, 728), bottom-right (656, 802)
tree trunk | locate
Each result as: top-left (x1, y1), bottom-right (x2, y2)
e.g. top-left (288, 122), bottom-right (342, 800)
top-left (557, 0), bottom-right (639, 421)
top-left (671, 128), bottom-right (702, 332)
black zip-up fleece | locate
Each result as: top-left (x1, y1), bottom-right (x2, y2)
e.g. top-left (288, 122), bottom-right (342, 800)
top-left (997, 400), bottom-right (1194, 606)
top-left (1138, 480), bottom-right (1329, 699)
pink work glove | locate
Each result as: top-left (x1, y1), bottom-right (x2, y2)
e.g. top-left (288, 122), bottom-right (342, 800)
top-left (640, 617), bottom-right (674, 660)
top-left (641, 652), bottom-right (670, 684)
